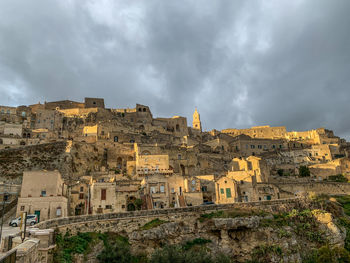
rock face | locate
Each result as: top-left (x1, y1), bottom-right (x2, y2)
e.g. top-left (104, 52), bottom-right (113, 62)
top-left (313, 210), bottom-right (346, 246)
top-left (127, 212), bottom-right (345, 263)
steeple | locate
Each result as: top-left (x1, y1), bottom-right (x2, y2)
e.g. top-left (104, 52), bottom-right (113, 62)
top-left (192, 108), bottom-right (202, 131)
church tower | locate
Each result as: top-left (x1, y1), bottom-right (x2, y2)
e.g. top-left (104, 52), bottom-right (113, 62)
top-left (192, 108), bottom-right (202, 131)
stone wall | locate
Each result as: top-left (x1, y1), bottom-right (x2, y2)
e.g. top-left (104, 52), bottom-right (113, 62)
top-left (275, 182), bottom-right (350, 198)
top-left (36, 198), bottom-right (307, 234)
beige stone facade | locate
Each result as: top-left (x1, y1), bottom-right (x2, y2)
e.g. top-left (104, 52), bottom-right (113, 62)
top-left (17, 170), bottom-right (68, 222)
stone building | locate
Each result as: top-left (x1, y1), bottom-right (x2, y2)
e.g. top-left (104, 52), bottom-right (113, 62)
top-left (16, 170), bottom-right (68, 222)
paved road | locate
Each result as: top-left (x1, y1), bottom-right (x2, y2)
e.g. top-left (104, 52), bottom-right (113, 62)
top-left (0, 226), bottom-right (20, 239)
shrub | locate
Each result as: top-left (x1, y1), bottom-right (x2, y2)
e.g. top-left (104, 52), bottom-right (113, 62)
top-left (140, 218), bottom-right (168, 230)
top-left (182, 238), bottom-right (211, 250)
top-left (299, 165), bottom-right (310, 177)
top-left (328, 174), bottom-right (348, 183)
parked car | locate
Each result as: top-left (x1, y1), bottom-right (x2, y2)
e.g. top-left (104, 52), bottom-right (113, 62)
top-left (9, 214), bottom-right (38, 227)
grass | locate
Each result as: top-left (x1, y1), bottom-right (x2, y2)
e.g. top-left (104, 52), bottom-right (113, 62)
top-left (335, 195), bottom-right (350, 216)
top-left (139, 218), bottom-right (169, 230)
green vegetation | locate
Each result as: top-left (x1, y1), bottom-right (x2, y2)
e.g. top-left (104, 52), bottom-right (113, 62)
top-left (299, 165), bottom-right (311, 177)
top-left (336, 195), bottom-right (350, 216)
top-left (199, 208), bottom-right (267, 222)
top-left (54, 231), bottom-right (103, 263)
top-left (150, 243), bottom-right (233, 263)
top-left (302, 245), bottom-right (350, 263)
top-left (182, 238), bottom-right (212, 250)
top-left (327, 174), bottom-right (348, 182)
top-left (250, 244), bottom-right (282, 263)
top-left (97, 233), bottom-right (147, 263)
top-left (140, 218), bottom-right (169, 230)
top-left (260, 209), bottom-right (325, 243)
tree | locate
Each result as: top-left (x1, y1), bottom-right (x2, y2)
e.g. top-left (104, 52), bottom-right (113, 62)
top-left (299, 166), bottom-right (310, 177)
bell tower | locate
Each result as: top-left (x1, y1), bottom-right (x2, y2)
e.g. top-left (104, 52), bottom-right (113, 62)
top-left (192, 108), bottom-right (202, 131)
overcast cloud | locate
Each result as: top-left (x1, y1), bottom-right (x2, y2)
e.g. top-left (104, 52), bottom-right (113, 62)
top-left (0, 0), bottom-right (349, 138)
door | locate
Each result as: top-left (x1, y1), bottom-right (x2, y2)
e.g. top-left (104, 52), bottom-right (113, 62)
top-left (34, 210), bottom-right (40, 222)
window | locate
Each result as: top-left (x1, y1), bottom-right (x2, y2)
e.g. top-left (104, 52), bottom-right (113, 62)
top-left (279, 145), bottom-right (282, 149)
top-left (251, 145), bottom-right (255, 149)
top-left (21, 112), bottom-right (26, 117)
top-left (258, 145), bottom-right (262, 149)
top-left (122, 205), bottom-right (125, 208)
top-left (192, 180), bottom-right (196, 185)
top-left (160, 185), bottom-right (165, 193)
top-left (79, 193), bottom-right (84, 199)
top-left (201, 186), bottom-right (207, 192)
top-left (178, 154), bottom-right (181, 160)
top-left (171, 188), bottom-right (175, 193)
top-left (114, 136), bottom-right (118, 142)
top-left (41, 190), bottom-right (46, 197)
top-left (56, 207), bottom-right (62, 216)
top-left (264, 195), bottom-right (272, 201)
top-left (226, 188), bottom-right (232, 198)
top-left (105, 205), bottom-right (112, 209)
top-left (272, 145), bottom-right (276, 149)
top-left (20, 206), bottom-right (25, 211)
top-left (101, 189), bottom-right (106, 200)
top-left (80, 187), bottom-right (84, 192)
top-left (220, 188), bottom-right (224, 194)
top-left (130, 139), bottom-right (135, 143)
top-left (191, 187), bottom-right (195, 192)
top-left (150, 187), bottom-right (156, 194)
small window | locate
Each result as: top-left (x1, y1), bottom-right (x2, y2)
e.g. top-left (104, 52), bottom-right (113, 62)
top-left (130, 139), bottom-right (135, 143)
top-left (251, 145), bottom-right (255, 149)
top-left (20, 206), bottom-right (25, 211)
top-left (114, 136), bottom-right (118, 142)
top-left (160, 185), bottom-right (165, 193)
top-left (41, 190), bottom-right (46, 197)
top-left (56, 207), bottom-right (62, 216)
top-left (105, 205), bottom-right (112, 209)
top-left (80, 187), bottom-right (84, 192)
top-left (122, 205), bottom-right (125, 208)
top-left (79, 193), bottom-right (84, 199)
top-left (258, 145), bottom-right (262, 149)
top-left (171, 188), bottom-right (175, 193)
top-left (178, 154), bottom-right (181, 160)
top-left (220, 188), bottom-right (224, 194)
top-left (191, 180), bottom-right (196, 185)
top-left (201, 186), bottom-right (207, 192)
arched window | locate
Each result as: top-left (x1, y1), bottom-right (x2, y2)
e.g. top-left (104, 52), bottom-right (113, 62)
top-left (114, 136), bottom-right (118, 142)
top-left (143, 108), bottom-right (146, 112)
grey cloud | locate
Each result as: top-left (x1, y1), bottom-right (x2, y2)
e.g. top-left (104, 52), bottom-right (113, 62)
top-left (0, 0), bottom-right (349, 138)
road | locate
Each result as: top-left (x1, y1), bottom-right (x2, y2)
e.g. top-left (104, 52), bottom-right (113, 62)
top-left (0, 226), bottom-right (20, 239)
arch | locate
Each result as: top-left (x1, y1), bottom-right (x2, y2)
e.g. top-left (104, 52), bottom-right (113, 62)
top-left (117, 157), bottom-right (123, 169)
top-left (114, 136), bottom-right (118, 142)
top-left (143, 108), bottom-right (146, 112)
top-left (141, 150), bottom-right (151, 155)
top-left (138, 108), bottom-right (142, 112)
top-left (23, 133), bottom-right (27, 138)
top-left (27, 133), bottom-right (31, 138)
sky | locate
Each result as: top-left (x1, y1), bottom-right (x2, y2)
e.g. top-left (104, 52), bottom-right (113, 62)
top-left (0, 0), bottom-right (349, 139)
